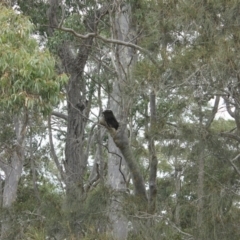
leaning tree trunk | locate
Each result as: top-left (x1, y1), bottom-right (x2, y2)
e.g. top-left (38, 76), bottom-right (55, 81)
top-left (1, 113), bottom-right (28, 239)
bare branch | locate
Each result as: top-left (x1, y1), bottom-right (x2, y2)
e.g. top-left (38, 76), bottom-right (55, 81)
top-left (51, 111), bottom-right (68, 121)
top-left (56, 26), bottom-right (159, 67)
top-left (224, 97), bottom-right (235, 118)
top-left (101, 143), bottom-right (127, 184)
top-left (220, 132), bottom-right (240, 142)
top-left (48, 115), bottom-right (66, 182)
top-left (228, 153), bottom-right (240, 177)
top-left (58, 26), bottom-right (96, 38)
top-left (205, 96), bottom-right (220, 129)
top-left (84, 163), bottom-right (100, 193)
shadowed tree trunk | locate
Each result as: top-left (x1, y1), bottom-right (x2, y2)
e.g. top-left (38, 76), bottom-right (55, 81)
top-left (47, 0), bottom-right (107, 201)
top-left (47, 1), bottom-right (147, 238)
top-left (148, 90), bottom-right (158, 214)
top-left (196, 96), bottom-right (219, 239)
top-left (174, 153), bottom-right (182, 226)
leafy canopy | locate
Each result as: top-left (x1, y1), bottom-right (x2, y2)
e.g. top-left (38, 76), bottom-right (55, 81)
top-left (0, 6), bottom-right (68, 113)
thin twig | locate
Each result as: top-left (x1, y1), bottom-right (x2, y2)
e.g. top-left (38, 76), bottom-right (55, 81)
top-left (205, 95), bottom-right (220, 129)
top-left (84, 163), bottom-right (100, 192)
top-left (51, 111), bottom-right (68, 121)
top-left (100, 143), bottom-right (127, 183)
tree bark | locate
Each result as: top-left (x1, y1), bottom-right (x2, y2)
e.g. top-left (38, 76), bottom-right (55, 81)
top-left (196, 103), bottom-right (205, 239)
top-left (148, 91), bottom-right (158, 214)
top-left (196, 139), bottom-right (204, 239)
top-left (47, 0), bottom-right (108, 202)
top-left (106, 2), bottom-right (141, 239)
top-left (1, 113), bottom-right (28, 239)
top-left (196, 97), bottom-right (220, 239)
top-left (174, 160), bottom-right (181, 226)
top-left (107, 87), bottom-right (129, 240)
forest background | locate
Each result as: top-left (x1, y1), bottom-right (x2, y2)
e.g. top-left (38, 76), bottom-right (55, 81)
top-left (0, 0), bottom-right (240, 239)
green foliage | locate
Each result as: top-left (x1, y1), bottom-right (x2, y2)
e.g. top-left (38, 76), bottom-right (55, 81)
top-left (18, 0), bottom-right (49, 35)
top-left (6, 0), bottom-right (240, 239)
top-left (60, 185), bottom-right (110, 238)
top-left (47, 15), bottom-right (85, 54)
top-left (211, 118), bottom-right (235, 132)
top-left (0, 113), bottom-right (15, 145)
top-left (0, 175), bottom-right (63, 240)
top-left (24, 227), bottom-right (46, 240)
top-left (0, 6), bottom-right (68, 114)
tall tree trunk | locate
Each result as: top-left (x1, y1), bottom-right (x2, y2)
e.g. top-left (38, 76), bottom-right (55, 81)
top-left (48, 0), bottom-right (108, 193)
top-left (196, 140), bottom-right (205, 239)
top-left (148, 91), bottom-right (158, 214)
top-left (64, 69), bottom-right (90, 200)
top-left (47, 1), bottom-right (108, 236)
top-left (107, 83), bottom-right (129, 240)
top-left (107, 2), bottom-right (139, 239)
top-left (1, 113), bottom-right (28, 239)
top-left (195, 96), bottom-right (219, 238)
top-left (174, 154), bottom-right (182, 226)
top-left (196, 104), bottom-right (205, 239)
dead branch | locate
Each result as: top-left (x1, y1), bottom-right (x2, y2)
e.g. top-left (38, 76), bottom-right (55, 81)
top-left (51, 111), bottom-right (68, 121)
top-left (54, 26), bottom-right (159, 67)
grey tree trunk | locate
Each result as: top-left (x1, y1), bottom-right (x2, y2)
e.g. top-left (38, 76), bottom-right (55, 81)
top-left (107, 2), bottom-right (140, 239)
top-left (47, 0), bottom-right (107, 199)
top-left (196, 96), bottom-right (219, 239)
top-left (1, 113), bottom-right (28, 239)
top-left (148, 91), bottom-right (158, 214)
top-left (174, 155), bottom-right (182, 226)
top-left (196, 138), bottom-right (205, 240)
top-left (0, 176), bottom-right (3, 208)
top-left (107, 79), bottom-right (129, 240)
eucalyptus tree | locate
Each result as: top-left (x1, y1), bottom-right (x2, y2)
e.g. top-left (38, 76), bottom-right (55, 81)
top-left (122, 0), bottom-right (240, 239)
top-left (17, 0), bottom-right (157, 238)
top-left (147, 1), bottom-right (240, 239)
top-left (11, 0), bottom-right (240, 239)
top-left (0, 5), bottom-right (67, 238)
top-left (167, 1), bottom-right (240, 238)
